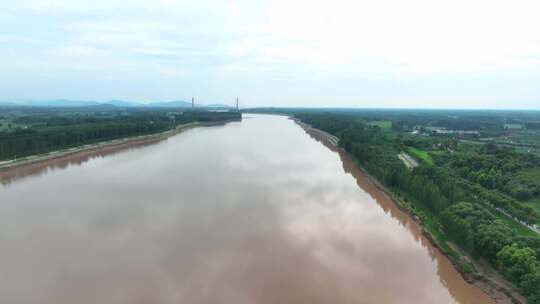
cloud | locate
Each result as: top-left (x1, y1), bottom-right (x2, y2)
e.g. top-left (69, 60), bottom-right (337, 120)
top-left (249, 0), bottom-right (540, 74)
top-left (0, 0), bottom-right (539, 107)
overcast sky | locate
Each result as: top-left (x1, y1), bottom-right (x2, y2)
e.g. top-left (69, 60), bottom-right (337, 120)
top-left (1, 0), bottom-right (539, 108)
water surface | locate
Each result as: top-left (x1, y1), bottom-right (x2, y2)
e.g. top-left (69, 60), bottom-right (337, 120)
top-left (0, 114), bottom-right (493, 304)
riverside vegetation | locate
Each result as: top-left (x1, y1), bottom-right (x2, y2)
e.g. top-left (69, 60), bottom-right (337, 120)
top-left (0, 106), bottom-right (240, 161)
top-left (287, 110), bottom-right (540, 303)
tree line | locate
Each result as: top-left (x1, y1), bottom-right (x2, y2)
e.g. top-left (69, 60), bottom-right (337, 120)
top-left (0, 111), bottom-right (241, 161)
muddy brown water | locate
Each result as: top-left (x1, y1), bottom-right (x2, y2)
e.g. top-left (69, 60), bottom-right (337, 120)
top-left (0, 114), bottom-right (493, 304)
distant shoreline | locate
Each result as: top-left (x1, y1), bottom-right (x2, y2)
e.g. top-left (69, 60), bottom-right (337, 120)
top-left (0, 120), bottom-right (234, 173)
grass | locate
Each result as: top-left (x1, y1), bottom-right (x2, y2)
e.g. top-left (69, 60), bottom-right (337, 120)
top-left (489, 129), bottom-right (540, 156)
top-left (489, 204), bottom-right (539, 237)
top-left (368, 120), bottom-right (392, 130)
top-left (515, 168), bottom-right (540, 224)
top-left (517, 167), bottom-right (540, 182)
top-left (0, 119), bottom-right (28, 132)
top-left (430, 150), bottom-right (447, 156)
top-left (508, 130), bottom-right (540, 146)
top-left (525, 197), bottom-right (540, 225)
top-left (408, 147), bottom-right (434, 165)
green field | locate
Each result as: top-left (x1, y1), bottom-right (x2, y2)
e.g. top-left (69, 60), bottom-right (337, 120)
top-left (408, 147), bottom-right (434, 165)
top-left (0, 119), bottom-right (27, 132)
top-left (517, 167), bottom-right (540, 181)
top-left (492, 204), bottom-right (539, 236)
top-left (367, 120), bottom-right (392, 130)
top-left (525, 198), bottom-right (540, 225)
top-left (516, 168), bottom-right (540, 224)
top-left (508, 130), bottom-right (540, 146)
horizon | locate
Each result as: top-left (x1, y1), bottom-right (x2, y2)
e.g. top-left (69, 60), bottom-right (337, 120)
top-left (2, 98), bottom-right (540, 111)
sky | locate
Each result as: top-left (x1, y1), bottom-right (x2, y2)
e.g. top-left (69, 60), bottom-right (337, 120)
top-left (1, 0), bottom-right (539, 109)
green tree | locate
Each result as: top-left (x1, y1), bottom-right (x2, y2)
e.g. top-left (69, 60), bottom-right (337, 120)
top-left (475, 220), bottom-right (514, 263)
top-left (497, 243), bottom-right (537, 282)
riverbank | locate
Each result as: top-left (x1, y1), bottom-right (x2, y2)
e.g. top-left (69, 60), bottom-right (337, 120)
top-left (292, 117), bottom-right (525, 304)
top-left (0, 120), bottom-right (235, 173)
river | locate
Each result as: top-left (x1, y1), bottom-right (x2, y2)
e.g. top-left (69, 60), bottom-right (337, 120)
top-left (0, 114), bottom-right (493, 304)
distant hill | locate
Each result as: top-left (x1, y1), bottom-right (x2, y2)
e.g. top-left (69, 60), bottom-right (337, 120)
top-left (0, 101), bottom-right (18, 107)
top-left (0, 99), bottom-right (229, 108)
top-left (1, 99), bottom-right (102, 107)
top-left (144, 100), bottom-right (192, 108)
top-left (104, 100), bottom-right (141, 107)
top-left (207, 104), bottom-right (233, 108)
